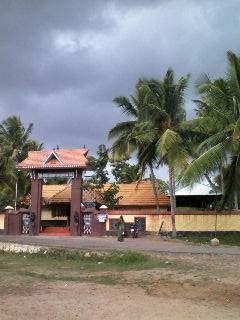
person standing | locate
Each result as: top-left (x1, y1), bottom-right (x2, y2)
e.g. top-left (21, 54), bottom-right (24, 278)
top-left (117, 215), bottom-right (125, 242)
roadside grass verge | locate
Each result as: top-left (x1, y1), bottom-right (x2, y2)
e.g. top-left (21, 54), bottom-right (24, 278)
top-left (177, 233), bottom-right (240, 246)
top-left (0, 249), bottom-right (185, 272)
top-left (0, 250), bottom-right (191, 290)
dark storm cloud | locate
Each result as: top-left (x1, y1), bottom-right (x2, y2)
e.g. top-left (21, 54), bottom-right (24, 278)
top-left (1, 0), bottom-right (240, 156)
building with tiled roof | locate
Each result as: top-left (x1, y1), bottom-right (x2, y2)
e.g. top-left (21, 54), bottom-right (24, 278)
top-left (17, 148), bottom-right (88, 170)
top-left (98, 181), bottom-right (169, 208)
top-left (42, 181), bottom-right (169, 207)
top-left (40, 181), bottom-right (170, 233)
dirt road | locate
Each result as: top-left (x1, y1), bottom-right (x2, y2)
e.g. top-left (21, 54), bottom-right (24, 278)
top-left (1, 282), bottom-right (239, 320)
top-left (1, 234), bottom-right (240, 255)
top-left (0, 251), bottom-right (240, 320)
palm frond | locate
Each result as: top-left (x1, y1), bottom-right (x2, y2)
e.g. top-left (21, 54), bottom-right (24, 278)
top-left (108, 121), bottom-right (135, 140)
top-left (156, 129), bottom-right (179, 159)
top-left (180, 142), bottom-right (226, 187)
top-left (113, 96), bottom-right (137, 117)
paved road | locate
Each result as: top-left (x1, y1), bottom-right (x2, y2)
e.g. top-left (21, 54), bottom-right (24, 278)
top-left (0, 235), bottom-right (240, 255)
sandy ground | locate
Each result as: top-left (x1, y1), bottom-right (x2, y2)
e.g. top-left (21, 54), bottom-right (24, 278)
top-left (0, 252), bottom-right (240, 320)
top-left (1, 282), bottom-right (239, 320)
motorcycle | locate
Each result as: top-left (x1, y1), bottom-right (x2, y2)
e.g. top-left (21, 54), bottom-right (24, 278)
top-left (130, 223), bottom-right (138, 238)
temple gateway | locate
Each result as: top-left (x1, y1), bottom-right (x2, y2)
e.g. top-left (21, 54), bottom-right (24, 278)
top-left (14, 148), bottom-right (106, 236)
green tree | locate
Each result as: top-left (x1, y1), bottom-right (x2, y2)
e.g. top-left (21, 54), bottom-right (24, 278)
top-left (157, 179), bottom-right (170, 195)
top-left (0, 116), bottom-right (42, 209)
top-left (111, 160), bottom-right (140, 183)
top-left (108, 83), bottom-right (162, 214)
top-left (87, 144), bottom-right (109, 187)
top-left (85, 144), bottom-right (121, 208)
top-left (109, 71), bottom-right (190, 237)
top-left (180, 51), bottom-right (240, 209)
top-left (98, 183), bottom-right (123, 209)
top-left (136, 71), bottom-right (190, 237)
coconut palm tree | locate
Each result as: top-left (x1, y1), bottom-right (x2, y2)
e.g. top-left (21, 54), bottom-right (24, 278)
top-left (180, 51), bottom-right (240, 209)
top-left (135, 70), bottom-right (190, 237)
top-left (0, 116), bottom-right (42, 208)
top-left (109, 70), bottom-right (190, 237)
top-left (108, 83), bottom-right (162, 213)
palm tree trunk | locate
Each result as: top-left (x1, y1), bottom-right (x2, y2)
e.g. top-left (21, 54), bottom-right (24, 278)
top-left (234, 191), bottom-right (238, 210)
top-left (172, 173), bottom-right (177, 213)
top-left (149, 165), bottom-right (161, 215)
top-left (169, 165), bottom-right (177, 237)
top-left (204, 173), bottom-right (218, 193)
top-left (220, 167), bottom-right (224, 195)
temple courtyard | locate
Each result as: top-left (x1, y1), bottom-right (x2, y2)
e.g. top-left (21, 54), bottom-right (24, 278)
top-left (0, 236), bottom-right (240, 319)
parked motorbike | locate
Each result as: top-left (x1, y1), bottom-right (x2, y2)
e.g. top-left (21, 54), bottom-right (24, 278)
top-left (130, 223), bottom-right (138, 238)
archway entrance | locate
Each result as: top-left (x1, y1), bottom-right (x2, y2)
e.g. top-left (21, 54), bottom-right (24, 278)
top-left (16, 148), bottom-right (88, 236)
top-left (40, 202), bottom-right (71, 236)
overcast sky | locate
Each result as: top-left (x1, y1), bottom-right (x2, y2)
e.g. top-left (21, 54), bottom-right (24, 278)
top-left (1, 0), bottom-right (240, 161)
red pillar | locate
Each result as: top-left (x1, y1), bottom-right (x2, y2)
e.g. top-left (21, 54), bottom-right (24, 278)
top-left (30, 176), bottom-right (42, 235)
top-left (70, 170), bottom-right (82, 236)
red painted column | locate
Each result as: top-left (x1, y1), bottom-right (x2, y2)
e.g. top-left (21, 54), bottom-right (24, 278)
top-left (70, 170), bottom-right (82, 236)
top-left (30, 174), bottom-right (42, 236)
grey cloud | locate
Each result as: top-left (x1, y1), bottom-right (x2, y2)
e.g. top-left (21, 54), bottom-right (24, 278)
top-left (0, 0), bottom-right (240, 156)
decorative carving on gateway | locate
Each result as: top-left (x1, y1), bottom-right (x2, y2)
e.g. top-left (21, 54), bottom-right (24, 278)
top-left (83, 214), bottom-right (91, 235)
top-left (22, 213), bottom-right (30, 234)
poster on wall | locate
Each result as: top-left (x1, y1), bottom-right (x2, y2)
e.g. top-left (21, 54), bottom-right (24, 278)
top-left (97, 213), bottom-right (107, 223)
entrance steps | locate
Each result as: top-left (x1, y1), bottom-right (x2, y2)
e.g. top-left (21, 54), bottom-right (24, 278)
top-left (40, 227), bottom-right (70, 236)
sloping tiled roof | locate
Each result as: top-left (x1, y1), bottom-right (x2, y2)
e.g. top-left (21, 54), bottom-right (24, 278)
top-left (42, 185), bottom-right (67, 203)
top-left (42, 181), bottom-right (170, 207)
top-left (17, 148), bottom-right (88, 169)
top-left (99, 181), bottom-right (170, 207)
top-left (42, 184), bottom-right (95, 204)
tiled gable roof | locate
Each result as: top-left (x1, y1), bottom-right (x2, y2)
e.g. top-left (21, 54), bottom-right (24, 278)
top-left (42, 184), bottom-right (95, 204)
top-left (42, 185), bottom-right (67, 203)
top-left (17, 148), bottom-right (88, 169)
top-left (98, 181), bottom-right (170, 207)
top-left (42, 180), bottom-right (170, 207)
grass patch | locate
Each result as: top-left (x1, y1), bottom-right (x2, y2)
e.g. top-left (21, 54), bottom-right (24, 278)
top-left (178, 233), bottom-right (240, 246)
top-left (0, 249), bottom-right (192, 292)
top-left (0, 250), bottom-right (175, 272)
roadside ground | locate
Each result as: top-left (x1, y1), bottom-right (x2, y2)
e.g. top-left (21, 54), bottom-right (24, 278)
top-left (0, 237), bottom-right (240, 320)
top-left (1, 234), bottom-right (240, 255)
top-left (0, 244), bottom-right (240, 319)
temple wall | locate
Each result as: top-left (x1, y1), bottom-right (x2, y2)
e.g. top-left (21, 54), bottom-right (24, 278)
top-left (107, 210), bottom-right (240, 232)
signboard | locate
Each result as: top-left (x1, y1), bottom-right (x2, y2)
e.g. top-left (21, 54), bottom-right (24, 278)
top-left (38, 172), bottom-right (74, 179)
top-left (97, 213), bottom-right (107, 223)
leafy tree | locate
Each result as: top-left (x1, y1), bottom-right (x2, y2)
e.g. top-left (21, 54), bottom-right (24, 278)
top-left (157, 179), bottom-right (170, 195)
top-left (98, 183), bottom-right (123, 209)
top-left (85, 144), bottom-right (122, 208)
top-left (180, 51), bottom-right (240, 209)
top-left (0, 116), bottom-right (42, 209)
top-left (87, 144), bottom-right (109, 187)
top-left (109, 71), bottom-right (190, 237)
top-left (108, 83), bottom-right (162, 214)
top-left (111, 160), bottom-right (140, 183)
top-left (135, 71), bottom-right (190, 237)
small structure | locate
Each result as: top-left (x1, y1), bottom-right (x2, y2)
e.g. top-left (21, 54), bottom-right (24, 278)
top-left (16, 148), bottom-right (88, 236)
top-left (176, 184), bottom-right (222, 210)
top-left (102, 181), bottom-right (170, 233)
